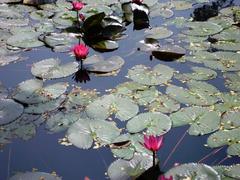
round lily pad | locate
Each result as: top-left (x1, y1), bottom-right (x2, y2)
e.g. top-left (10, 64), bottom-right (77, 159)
top-left (0, 99), bottom-right (24, 125)
top-left (175, 67), bottom-right (217, 81)
top-left (224, 72), bottom-right (240, 92)
top-left (165, 163), bottom-right (221, 180)
top-left (12, 79), bottom-right (68, 104)
top-left (170, 106), bottom-right (220, 135)
top-left (86, 94), bottom-right (139, 121)
top-left (7, 32), bottom-right (44, 48)
top-left (127, 64), bottom-right (175, 86)
top-left (126, 112), bottom-right (172, 135)
top-left (145, 27), bottom-right (173, 39)
top-left (182, 22), bottom-right (223, 37)
top-left (31, 58), bottom-right (79, 79)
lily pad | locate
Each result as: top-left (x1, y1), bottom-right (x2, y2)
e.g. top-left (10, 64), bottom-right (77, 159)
top-left (207, 127), bottom-right (240, 156)
top-left (24, 95), bottom-right (66, 114)
top-left (86, 94), bottom-right (139, 121)
top-left (175, 67), bottom-right (217, 81)
top-left (31, 58), bottom-right (78, 79)
top-left (165, 163), bottom-right (221, 180)
top-left (170, 106), bottom-right (220, 135)
top-left (148, 95), bottom-right (180, 114)
top-left (127, 64), bottom-right (175, 86)
top-left (0, 99), bottom-right (24, 125)
top-left (12, 79), bottom-right (68, 104)
top-left (7, 32), bottom-right (44, 48)
top-left (84, 55), bottom-right (125, 73)
top-left (145, 27), bottom-right (173, 39)
top-left (224, 72), bottom-right (240, 92)
top-left (10, 172), bottom-right (61, 180)
top-left (0, 81), bottom-right (8, 98)
top-left (182, 22), bottom-right (223, 37)
top-left (107, 153), bottom-right (153, 180)
top-left (67, 118), bottom-right (120, 149)
top-left (126, 112), bottom-right (172, 135)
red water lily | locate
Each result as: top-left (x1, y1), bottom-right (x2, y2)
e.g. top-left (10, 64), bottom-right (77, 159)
top-left (132, 0), bottom-right (143, 4)
top-left (144, 135), bottom-right (163, 152)
top-left (158, 175), bottom-right (173, 180)
top-left (72, 44), bottom-right (89, 60)
top-left (72, 1), bottom-right (84, 11)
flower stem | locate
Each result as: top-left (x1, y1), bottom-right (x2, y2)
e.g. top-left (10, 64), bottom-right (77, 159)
top-left (153, 151), bottom-right (156, 167)
top-left (76, 10), bottom-right (80, 28)
top-left (80, 60), bottom-right (83, 70)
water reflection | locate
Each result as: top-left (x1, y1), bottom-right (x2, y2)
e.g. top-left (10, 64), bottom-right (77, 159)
top-left (72, 68), bottom-right (90, 83)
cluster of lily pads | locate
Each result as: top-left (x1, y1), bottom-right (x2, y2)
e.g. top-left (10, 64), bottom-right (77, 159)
top-left (1, 0), bottom-right (240, 179)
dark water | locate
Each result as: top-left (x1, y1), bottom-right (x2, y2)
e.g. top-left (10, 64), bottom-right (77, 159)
top-left (1, 1), bottom-right (240, 180)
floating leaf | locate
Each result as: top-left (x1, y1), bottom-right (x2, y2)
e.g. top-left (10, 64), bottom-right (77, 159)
top-left (107, 153), bottom-right (153, 180)
top-left (170, 106), bottom-right (220, 135)
top-left (172, 1), bottom-right (192, 10)
top-left (24, 95), bottom-right (66, 114)
top-left (126, 112), bottom-right (171, 135)
top-left (86, 94), bottom-right (139, 121)
top-left (152, 45), bottom-right (186, 61)
top-left (224, 72), bottom-right (240, 92)
top-left (67, 118), bottom-right (120, 149)
top-left (145, 27), bottom-right (173, 39)
top-left (148, 95), bottom-right (180, 114)
top-left (12, 79), bottom-right (68, 104)
top-left (10, 172), bottom-right (61, 180)
top-left (221, 110), bottom-right (240, 130)
top-left (91, 40), bottom-right (119, 51)
top-left (0, 81), bottom-right (8, 99)
top-left (127, 64), bottom-right (175, 86)
top-left (31, 58), bottom-right (78, 79)
top-left (7, 32), bottom-right (44, 48)
top-left (84, 55), bottom-right (125, 73)
top-left (182, 22), bottom-right (223, 37)
top-left (0, 99), bottom-right (24, 125)
top-left (165, 163), bottom-right (221, 180)
top-left (175, 67), bottom-right (217, 81)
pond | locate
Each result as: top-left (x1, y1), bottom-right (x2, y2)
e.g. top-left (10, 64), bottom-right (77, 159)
top-left (0, 0), bottom-right (240, 179)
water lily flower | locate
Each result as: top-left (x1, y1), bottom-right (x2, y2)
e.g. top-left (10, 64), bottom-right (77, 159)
top-left (79, 13), bottom-right (85, 21)
top-left (72, 44), bottom-right (89, 61)
top-left (158, 175), bottom-right (173, 180)
top-left (144, 135), bottom-right (163, 152)
top-left (143, 134), bottom-right (163, 167)
top-left (72, 1), bottom-right (84, 11)
top-left (132, 0), bottom-right (143, 4)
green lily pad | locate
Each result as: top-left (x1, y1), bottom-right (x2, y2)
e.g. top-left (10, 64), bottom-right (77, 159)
top-left (212, 41), bottom-right (240, 51)
top-left (221, 111), bottom-right (240, 130)
top-left (224, 72), bottom-right (240, 92)
top-left (31, 58), bottom-right (79, 79)
top-left (24, 95), bottom-right (66, 114)
top-left (145, 27), bottom-right (173, 39)
top-left (126, 112), bottom-right (172, 135)
top-left (214, 93), bottom-right (240, 113)
top-left (12, 79), bottom-right (68, 104)
top-left (172, 1), bottom-right (192, 10)
top-left (170, 106), bottom-right (220, 135)
top-left (86, 94), bottom-right (139, 121)
top-left (207, 127), bottom-right (240, 156)
top-left (107, 153), bottom-right (153, 180)
top-left (0, 99), bottom-right (24, 125)
top-left (182, 22), bottom-right (223, 37)
top-left (46, 111), bottom-right (81, 133)
top-left (165, 163), bottom-right (221, 180)
top-left (67, 118), bottom-right (120, 149)
top-left (175, 67), bottom-right (217, 81)
top-left (0, 81), bottom-right (8, 98)
top-left (30, 10), bottom-right (54, 21)
top-left (84, 55), bottom-right (125, 73)
top-left (7, 32), bottom-right (44, 48)
top-left (91, 40), bottom-right (119, 51)
top-left (166, 83), bottom-right (220, 106)
top-left (148, 95), bottom-right (180, 114)
top-left (127, 64), bottom-right (175, 86)
top-left (10, 172), bottom-right (61, 180)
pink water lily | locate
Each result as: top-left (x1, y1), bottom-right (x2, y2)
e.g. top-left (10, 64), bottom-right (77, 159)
top-left (72, 1), bottom-right (84, 11)
top-left (72, 44), bottom-right (89, 60)
top-left (144, 135), bottom-right (163, 152)
top-left (158, 175), bottom-right (173, 180)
